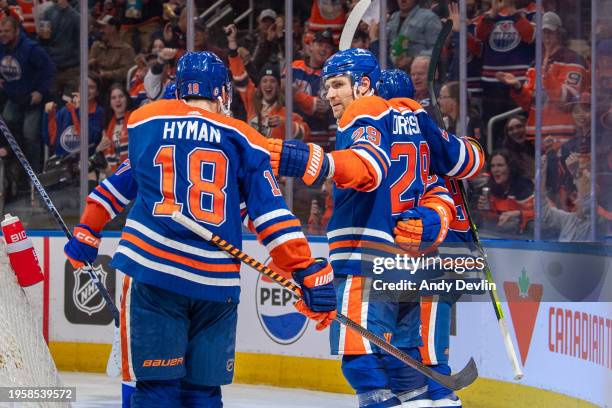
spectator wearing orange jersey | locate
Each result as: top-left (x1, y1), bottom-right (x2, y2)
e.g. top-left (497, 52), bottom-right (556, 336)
top-left (0, 1), bottom-right (23, 26)
top-left (306, 0), bottom-right (345, 42)
top-left (497, 12), bottom-right (589, 148)
top-left (477, 149), bottom-right (534, 235)
top-left (99, 83), bottom-right (133, 175)
top-left (226, 24), bottom-right (309, 141)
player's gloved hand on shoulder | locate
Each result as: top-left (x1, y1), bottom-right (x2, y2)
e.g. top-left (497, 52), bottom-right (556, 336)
top-left (266, 138), bottom-right (283, 176)
top-left (64, 224), bottom-right (101, 269)
top-left (275, 139), bottom-right (331, 186)
top-left (394, 206), bottom-right (446, 254)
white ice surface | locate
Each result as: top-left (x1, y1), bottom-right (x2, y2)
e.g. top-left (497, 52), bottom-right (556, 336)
top-left (60, 372), bottom-right (355, 408)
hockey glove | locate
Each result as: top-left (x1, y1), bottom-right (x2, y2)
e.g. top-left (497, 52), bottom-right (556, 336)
top-left (277, 140), bottom-right (331, 186)
top-left (394, 206), bottom-right (445, 254)
top-left (64, 224), bottom-right (101, 269)
top-left (294, 299), bottom-right (337, 330)
top-left (292, 258), bottom-right (336, 312)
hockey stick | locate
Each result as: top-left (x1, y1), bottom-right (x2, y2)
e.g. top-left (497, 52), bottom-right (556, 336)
top-left (171, 211), bottom-right (478, 391)
top-left (339, 0), bottom-right (372, 51)
top-left (427, 20), bottom-right (524, 380)
top-left (0, 115), bottom-right (120, 328)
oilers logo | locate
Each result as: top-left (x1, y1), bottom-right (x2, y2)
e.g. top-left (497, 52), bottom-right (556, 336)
top-left (59, 125), bottom-right (80, 154)
top-left (255, 259), bottom-right (308, 344)
top-left (0, 55), bottom-right (21, 82)
top-left (489, 20), bottom-right (520, 52)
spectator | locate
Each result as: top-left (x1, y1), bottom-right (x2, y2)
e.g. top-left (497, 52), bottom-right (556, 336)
top-left (193, 19), bottom-right (226, 62)
top-left (39, 0), bottom-right (79, 102)
top-left (447, 1), bottom-right (484, 109)
top-left (497, 11), bottom-right (588, 149)
top-left (387, 0), bottom-right (442, 68)
top-left (0, 16), bottom-right (54, 174)
top-left (143, 47), bottom-right (177, 101)
top-left (158, 4), bottom-right (185, 52)
top-left (288, 28), bottom-right (336, 151)
top-left (552, 92), bottom-right (592, 210)
top-left (250, 11), bottom-right (285, 69)
top-left (307, 178), bottom-right (334, 235)
top-left (117, 0), bottom-right (163, 54)
top-left (43, 76), bottom-right (104, 159)
top-left (15, 0), bottom-right (42, 37)
top-left (540, 154), bottom-right (610, 241)
top-left (477, 149), bottom-right (534, 235)
top-left (128, 37), bottom-right (165, 106)
top-left (306, 0), bottom-right (346, 42)
top-left (353, 21), bottom-right (394, 69)
top-left (438, 81), bottom-right (484, 141)
top-left (99, 82), bottom-right (132, 175)
top-left (503, 115), bottom-right (534, 178)
top-left (227, 24), bottom-right (309, 141)
top-left (475, 0), bottom-right (535, 137)
top-left (410, 55), bottom-right (434, 113)
top-left (90, 15), bottom-right (136, 91)
top-left (0, 1), bottom-right (23, 25)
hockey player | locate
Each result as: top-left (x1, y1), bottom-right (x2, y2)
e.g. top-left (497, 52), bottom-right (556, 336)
top-left (64, 51), bottom-right (337, 408)
top-left (378, 68), bottom-right (485, 408)
top-left (268, 48), bottom-right (457, 408)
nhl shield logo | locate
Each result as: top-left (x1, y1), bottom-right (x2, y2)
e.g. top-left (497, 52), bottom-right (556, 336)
top-left (72, 265), bottom-right (108, 316)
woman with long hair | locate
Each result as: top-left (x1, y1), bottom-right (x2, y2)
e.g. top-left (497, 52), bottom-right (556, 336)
top-left (98, 83), bottom-right (133, 176)
top-left (503, 115), bottom-right (534, 178)
top-left (477, 149), bottom-right (534, 235)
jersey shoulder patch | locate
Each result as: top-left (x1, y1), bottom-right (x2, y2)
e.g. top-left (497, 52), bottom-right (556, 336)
top-left (338, 95), bottom-right (391, 130)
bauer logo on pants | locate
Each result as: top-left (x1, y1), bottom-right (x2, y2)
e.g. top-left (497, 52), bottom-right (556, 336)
top-left (255, 258), bottom-right (308, 345)
top-left (64, 255), bottom-right (116, 325)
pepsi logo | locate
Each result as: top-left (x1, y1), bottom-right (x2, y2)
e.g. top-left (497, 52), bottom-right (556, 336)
top-left (255, 259), bottom-right (308, 345)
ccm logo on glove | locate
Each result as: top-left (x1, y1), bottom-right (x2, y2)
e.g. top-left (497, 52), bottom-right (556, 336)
top-left (76, 231), bottom-right (100, 247)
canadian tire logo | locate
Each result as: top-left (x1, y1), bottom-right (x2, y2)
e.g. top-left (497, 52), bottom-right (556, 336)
top-left (64, 255), bottom-right (115, 325)
top-left (504, 268), bottom-right (543, 366)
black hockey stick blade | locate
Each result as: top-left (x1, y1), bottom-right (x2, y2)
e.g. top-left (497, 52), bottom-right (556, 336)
top-left (435, 357), bottom-right (478, 391)
top-left (336, 312), bottom-right (478, 390)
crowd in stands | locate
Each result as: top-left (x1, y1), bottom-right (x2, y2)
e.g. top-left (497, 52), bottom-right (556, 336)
top-left (0, 0), bottom-right (608, 241)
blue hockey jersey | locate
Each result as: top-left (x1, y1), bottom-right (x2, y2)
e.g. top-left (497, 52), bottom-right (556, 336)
top-left (110, 99), bottom-right (314, 302)
top-left (387, 98), bottom-right (485, 244)
top-left (326, 96), bottom-right (456, 276)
